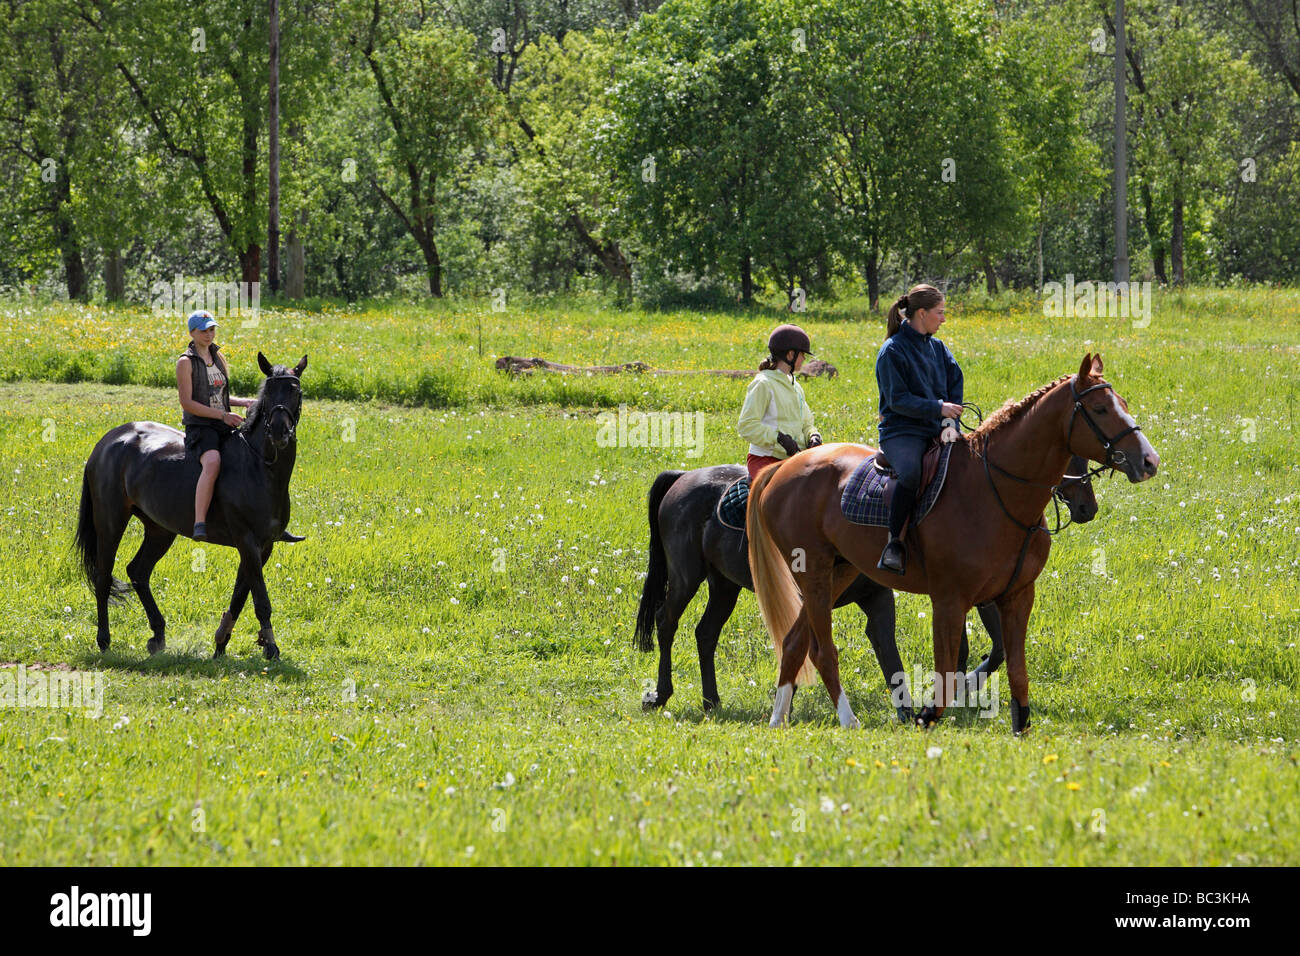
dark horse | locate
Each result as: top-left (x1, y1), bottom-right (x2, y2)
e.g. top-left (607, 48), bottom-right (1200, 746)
top-left (747, 354), bottom-right (1159, 733)
top-left (635, 448), bottom-right (1100, 717)
top-left (73, 353), bottom-right (306, 660)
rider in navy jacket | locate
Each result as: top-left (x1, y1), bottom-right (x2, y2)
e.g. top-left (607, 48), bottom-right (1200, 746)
top-left (874, 285), bottom-right (963, 575)
top-left (876, 319), bottom-right (963, 441)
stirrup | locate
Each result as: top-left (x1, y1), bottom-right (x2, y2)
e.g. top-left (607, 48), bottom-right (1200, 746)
top-left (193, 521), bottom-right (208, 541)
top-left (877, 538), bottom-right (906, 575)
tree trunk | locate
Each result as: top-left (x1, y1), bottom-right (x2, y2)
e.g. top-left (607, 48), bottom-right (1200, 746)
top-left (982, 251), bottom-right (998, 295)
top-left (103, 248), bottom-right (126, 302)
top-left (268, 0), bottom-right (281, 294)
top-left (417, 231), bottom-right (442, 297)
top-left (1036, 197), bottom-right (1045, 293)
top-left (865, 253), bottom-right (880, 313)
top-left (240, 246), bottom-right (262, 287)
top-left (1171, 187), bottom-right (1184, 286)
top-left (565, 212), bottom-right (630, 290)
top-left (54, 208), bottom-right (87, 302)
top-left (1037, 223), bottom-right (1044, 293)
top-left (61, 243), bottom-right (88, 302)
top-left (1141, 182), bottom-right (1167, 285)
top-left (739, 253), bottom-right (753, 305)
top-left (285, 210), bottom-right (306, 299)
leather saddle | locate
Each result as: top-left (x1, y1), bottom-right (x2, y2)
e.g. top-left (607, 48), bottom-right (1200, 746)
top-left (871, 438), bottom-right (945, 510)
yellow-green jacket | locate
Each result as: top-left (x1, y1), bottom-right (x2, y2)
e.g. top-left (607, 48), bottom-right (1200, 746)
top-left (737, 369), bottom-right (821, 458)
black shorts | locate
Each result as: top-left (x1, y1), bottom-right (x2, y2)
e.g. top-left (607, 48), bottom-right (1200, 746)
top-left (184, 422), bottom-right (233, 460)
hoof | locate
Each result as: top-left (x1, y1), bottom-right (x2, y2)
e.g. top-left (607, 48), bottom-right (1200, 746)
top-left (915, 706), bottom-right (940, 729)
top-left (256, 626), bottom-right (280, 661)
top-left (702, 696), bottom-right (719, 712)
top-left (146, 635), bottom-right (165, 655)
top-left (213, 611), bottom-right (234, 658)
top-left (896, 706), bottom-right (914, 724)
top-left (97, 637), bottom-right (110, 652)
top-left (1010, 698), bottom-right (1031, 735)
top-left (641, 689), bottom-right (666, 711)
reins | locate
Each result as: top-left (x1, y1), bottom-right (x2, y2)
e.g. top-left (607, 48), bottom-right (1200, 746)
top-left (975, 375), bottom-right (1128, 605)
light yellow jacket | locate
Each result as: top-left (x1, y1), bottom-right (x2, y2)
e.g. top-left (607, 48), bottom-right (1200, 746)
top-left (737, 368), bottom-right (820, 458)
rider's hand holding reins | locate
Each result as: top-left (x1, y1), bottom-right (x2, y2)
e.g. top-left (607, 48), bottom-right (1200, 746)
top-left (776, 432), bottom-right (800, 457)
top-left (222, 411), bottom-right (243, 428)
top-left (940, 402), bottom-right (962, 444)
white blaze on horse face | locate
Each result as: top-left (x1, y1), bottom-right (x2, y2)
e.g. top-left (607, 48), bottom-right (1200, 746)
top-left (770, 683), bottom-right (794, 728)
top-left (836, 691), bottom-right (860, 729)
top-left (1108, 391), bottom-right (1159, 478)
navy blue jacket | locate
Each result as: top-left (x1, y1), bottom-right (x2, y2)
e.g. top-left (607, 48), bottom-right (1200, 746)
top-left (875, 319), bottom-right (963, 441)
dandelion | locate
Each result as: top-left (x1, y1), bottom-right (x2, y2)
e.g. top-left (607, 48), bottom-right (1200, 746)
top-left (926, 746), bottom-right (943, 759)
top-left (1066, 782), bottom-right (1081, 791)
top-left (1043, 754), bottom-right (1058, 764)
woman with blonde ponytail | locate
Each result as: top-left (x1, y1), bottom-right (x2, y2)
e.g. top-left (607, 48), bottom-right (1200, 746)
top-left (873, 284), bottom-right (963, 574)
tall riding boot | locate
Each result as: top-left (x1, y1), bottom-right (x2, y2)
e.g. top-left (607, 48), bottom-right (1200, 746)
top-left (877, 483), bottom-right (918, 574)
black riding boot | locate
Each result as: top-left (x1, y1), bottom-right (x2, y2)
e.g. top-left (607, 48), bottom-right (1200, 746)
top-left (877, 483), bottom-right (918, 575)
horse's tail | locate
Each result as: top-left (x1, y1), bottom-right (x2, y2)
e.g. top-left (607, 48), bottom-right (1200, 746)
top-left (73, 467), bottom-right (131, 603)
top-left (635, 469), bottom-right (685, 652)
top-left (745, 463), bottom-right (816, 686)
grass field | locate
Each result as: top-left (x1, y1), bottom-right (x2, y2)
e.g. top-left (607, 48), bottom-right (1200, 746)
top-left (0, 288), bottom-right (1297, 864)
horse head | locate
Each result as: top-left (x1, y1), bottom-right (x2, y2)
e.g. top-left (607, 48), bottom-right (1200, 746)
top-left (255, 352), bottom-right (308, 450)
top-left (1065, 353), bottom-right (1160, 483)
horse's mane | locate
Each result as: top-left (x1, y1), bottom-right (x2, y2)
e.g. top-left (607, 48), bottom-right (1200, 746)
top-left (965, 373), bottom-right (1074, 456)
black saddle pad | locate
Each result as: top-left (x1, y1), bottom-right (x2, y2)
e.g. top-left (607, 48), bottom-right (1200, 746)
top-left (716, 474), bottom-right (750, 531)
top-left (841, 442), bottom-right (954, 527)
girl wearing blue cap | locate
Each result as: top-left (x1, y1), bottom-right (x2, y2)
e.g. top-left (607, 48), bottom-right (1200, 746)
top-left (874, 284), bottom-right (963, 574)
top-left (176, 310), bottom-right (252, 541)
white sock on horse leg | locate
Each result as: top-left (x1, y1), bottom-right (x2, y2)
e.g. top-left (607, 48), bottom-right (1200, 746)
top-left (836, 691), bottom-right (860, 729)
top-left (770, 683), bottom-right (794, 728)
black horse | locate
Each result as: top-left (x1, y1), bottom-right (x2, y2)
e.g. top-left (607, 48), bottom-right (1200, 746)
top-left (634, 457), bottom-right (1098, 717)
top-left (73, 353), bottom-right (306, 660)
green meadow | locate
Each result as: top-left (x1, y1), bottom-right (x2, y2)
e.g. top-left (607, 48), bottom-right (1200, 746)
top-left (0, 288), bottom-right (1296, 864)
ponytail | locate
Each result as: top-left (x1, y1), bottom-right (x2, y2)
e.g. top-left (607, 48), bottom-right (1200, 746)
top-left (884, 283), bottom-right (944, 340)
top-left (885, 295), bottom-right (910, 339)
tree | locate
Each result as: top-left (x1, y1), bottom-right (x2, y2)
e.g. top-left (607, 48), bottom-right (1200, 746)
top-left (346, 3), bottom-right (500, 296)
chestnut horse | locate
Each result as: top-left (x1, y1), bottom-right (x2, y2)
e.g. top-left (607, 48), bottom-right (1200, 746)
top-left (746, 354), bottom-right (1160, 733)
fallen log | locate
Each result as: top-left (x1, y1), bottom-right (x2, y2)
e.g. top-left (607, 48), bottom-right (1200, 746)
top-left (494, 356), bottom-right (837, 379)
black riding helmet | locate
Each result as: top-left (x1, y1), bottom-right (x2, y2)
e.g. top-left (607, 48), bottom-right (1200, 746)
top-left (768, 324), bottom-right (813, 360)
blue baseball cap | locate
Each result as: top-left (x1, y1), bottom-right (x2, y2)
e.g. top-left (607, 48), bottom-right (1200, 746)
top-left (188, 310), bottom-right (217, 332)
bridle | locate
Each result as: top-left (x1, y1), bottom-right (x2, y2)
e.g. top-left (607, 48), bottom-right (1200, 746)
top-left (973, 375), bottom-right (1138, 606)
top-left (238, 382), bottom-right (301, 465)
top-left (1066, 375), bottom-right (1142, 471)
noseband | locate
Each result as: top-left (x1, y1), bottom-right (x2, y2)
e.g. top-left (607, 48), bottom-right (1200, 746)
top-left (239, 390), bottom-right (300, 465)
top-left (1067, 375), bottom-right (1141, 470)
